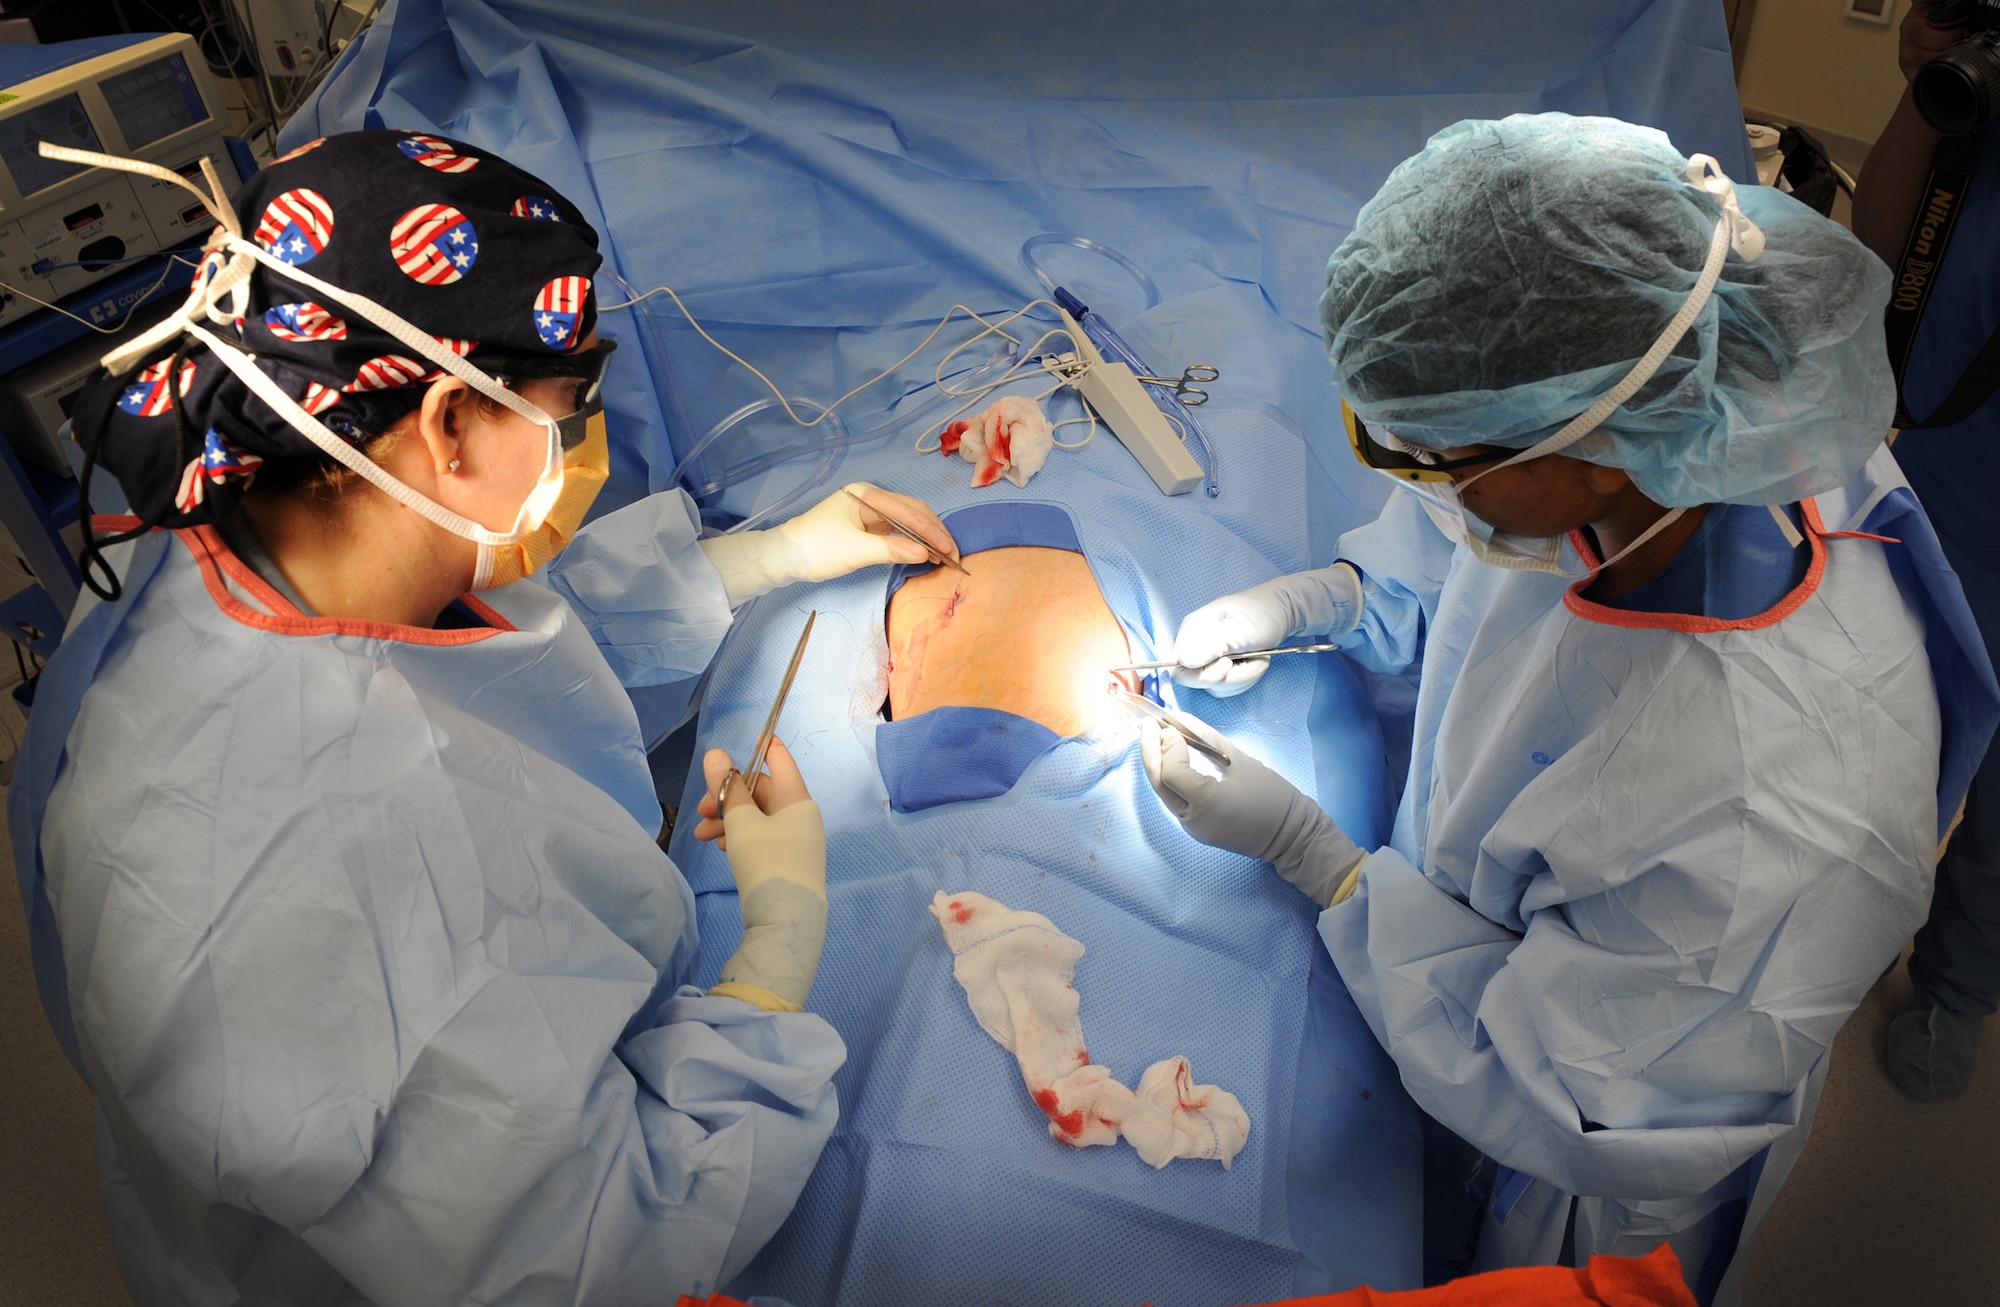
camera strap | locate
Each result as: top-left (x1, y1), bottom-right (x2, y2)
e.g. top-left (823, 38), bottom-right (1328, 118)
top-left (1886, 132), bottom-right (2000, 428)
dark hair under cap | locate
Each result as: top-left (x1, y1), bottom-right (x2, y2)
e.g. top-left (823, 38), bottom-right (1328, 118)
top-left (77, 129), bottom-right (603, 536)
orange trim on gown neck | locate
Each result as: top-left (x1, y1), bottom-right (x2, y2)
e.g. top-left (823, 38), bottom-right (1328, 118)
top-left (1560, 500), bottom-right (1830, 634)
top-left (176, 524), bottom-right (516, 645)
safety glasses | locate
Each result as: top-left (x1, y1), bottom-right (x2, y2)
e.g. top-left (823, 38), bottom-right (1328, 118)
top-left (474, 338), bottom-right (617, 402)
top-left (1342, 400), bottom-right (1513, 483)
top-left (469, 339), bottom-right (616, 450)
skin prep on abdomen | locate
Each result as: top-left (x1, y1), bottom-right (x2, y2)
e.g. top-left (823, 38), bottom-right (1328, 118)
top-left (885, 544), bottom-right (1132, 737)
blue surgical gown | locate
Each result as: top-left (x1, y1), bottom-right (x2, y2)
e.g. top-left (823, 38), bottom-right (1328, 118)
top-left (1318, 449), bottom-right (1996, 1302)
top-left (8, 491), bottom-right (845, 1305)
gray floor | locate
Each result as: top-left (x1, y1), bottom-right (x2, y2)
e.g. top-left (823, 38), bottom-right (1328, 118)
top-left (1742, 949), bottom-right (2000, 1304)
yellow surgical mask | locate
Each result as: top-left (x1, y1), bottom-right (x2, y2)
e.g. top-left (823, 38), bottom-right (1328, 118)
top-left (473, 407), bottom-right (609, 589)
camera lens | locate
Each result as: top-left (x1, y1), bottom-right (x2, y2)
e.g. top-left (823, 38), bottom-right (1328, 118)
top-left (1915, 29), bottom-right (2000, 135)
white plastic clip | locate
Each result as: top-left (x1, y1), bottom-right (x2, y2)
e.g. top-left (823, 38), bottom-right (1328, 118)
top-left (1685, 154), bottom-right (1766, 261)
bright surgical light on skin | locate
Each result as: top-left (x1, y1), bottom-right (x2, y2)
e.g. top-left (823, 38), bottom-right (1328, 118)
top-left (1075, 655), bottom-right (1139, 732)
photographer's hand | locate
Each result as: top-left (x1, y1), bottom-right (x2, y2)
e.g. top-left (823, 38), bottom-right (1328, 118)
top-left (1901, 1), bottom-right (1962, 83)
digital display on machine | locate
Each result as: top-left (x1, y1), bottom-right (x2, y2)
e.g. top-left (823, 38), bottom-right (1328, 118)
top-left (0, 95), bottom-right (104, 196)
top-left (99, 51), bottom-right (209, 150)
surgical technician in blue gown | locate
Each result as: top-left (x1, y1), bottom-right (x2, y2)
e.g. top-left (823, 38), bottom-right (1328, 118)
top-left (7, 132), bottom-right (960, 1305)
top-left (1141, 115), bottom-right (1999, 1302)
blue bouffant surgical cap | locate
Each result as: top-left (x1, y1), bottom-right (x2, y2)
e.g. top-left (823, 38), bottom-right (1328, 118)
top-left (1320, 113), bottom-right (1895, 507)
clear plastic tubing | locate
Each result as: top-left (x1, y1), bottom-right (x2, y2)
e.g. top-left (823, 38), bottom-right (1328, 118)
top-left (686, 397), bottom-right (846, 535)
top-left (1019, 232), bottom-right (1162, 309)
top-left (654, 228), bottom-right (1202, 520)
top-left (669, 394), bottom-right (836, 504)
top-left (676, 346), bottom-right (1028, 533)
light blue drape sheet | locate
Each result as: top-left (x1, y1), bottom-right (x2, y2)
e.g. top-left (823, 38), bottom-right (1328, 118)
top-left (285, 6), bottom-right (1757, 1299)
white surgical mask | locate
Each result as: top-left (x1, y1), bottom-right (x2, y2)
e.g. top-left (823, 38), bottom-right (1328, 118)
top-left (1402, 476), bottom-right (1569, 572)
top-left (47, 142), bottom-right (584, 589)
top-left (1397, 153), bottom-right (1764, 578)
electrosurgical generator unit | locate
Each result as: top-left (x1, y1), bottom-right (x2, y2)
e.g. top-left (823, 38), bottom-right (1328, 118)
top-left (0, 34), bottom-right (240, 329)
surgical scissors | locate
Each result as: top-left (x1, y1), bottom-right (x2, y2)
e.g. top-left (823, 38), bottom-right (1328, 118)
top-left (718, 610), bottom-right (816, 806)
top-left (1109, 641), bottom-right (1344, 674)
top-left (1111, 686), bottom-right (1232, 767)
top-left (1132, 363), bottom-right (1219, 407)
top-left (843, 488), bottom-right (970, 576)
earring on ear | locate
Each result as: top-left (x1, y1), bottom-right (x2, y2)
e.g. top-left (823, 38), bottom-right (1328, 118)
top-left (448, 458), bottom-right (461, 473)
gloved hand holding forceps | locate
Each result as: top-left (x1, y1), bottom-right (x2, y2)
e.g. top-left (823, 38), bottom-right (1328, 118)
top-left (693, 738), bottom-right (830, 1013)
top-left (698, 480), bottom-right (963, 606)
top-left (1140, 714), bottom-right (1367, 908)
top-left (1169, 563), bottom-right (1367, 696)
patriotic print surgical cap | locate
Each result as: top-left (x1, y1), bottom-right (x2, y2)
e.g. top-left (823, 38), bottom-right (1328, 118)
top-left (80, 130), bottom-right (602, 528)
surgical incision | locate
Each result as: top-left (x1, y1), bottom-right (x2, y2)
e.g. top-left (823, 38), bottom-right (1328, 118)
top-left (886, 546), bottom-right (1133, 737)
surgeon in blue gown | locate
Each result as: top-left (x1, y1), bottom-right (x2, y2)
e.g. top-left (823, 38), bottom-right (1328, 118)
top-left (1141, 116), bottom-right (2000, 1304)
top-left (8, 132), bottom-right (961, 1305)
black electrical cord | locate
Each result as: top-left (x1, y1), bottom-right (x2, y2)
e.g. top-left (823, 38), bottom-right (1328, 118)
top-left (322, 0), bottom-right (340, 67)
top-left (9, 636), bottom-right (43, 702)
top-left (74, 339), bottom-right (200, 603)
top-left (193, 0), bottom-right (258, 79)
top-left (1744, 117), bottom-right (1852, 218)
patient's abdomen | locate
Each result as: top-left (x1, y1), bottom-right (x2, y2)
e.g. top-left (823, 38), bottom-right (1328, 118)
top-left (886, 546), bottom-right (1130, 737)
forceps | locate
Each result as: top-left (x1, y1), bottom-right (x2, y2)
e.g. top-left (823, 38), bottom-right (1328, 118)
top-left (1109, 641), bottom-right (1345, 674)
top-left (843, 488), bottom-right (970, 576)
top-left (1111, 686), bottom-right (1232, 767)
top-left (718, 610), bottom-right (816, 806)
top-left (1133, 363), bottom-right (1220, 407)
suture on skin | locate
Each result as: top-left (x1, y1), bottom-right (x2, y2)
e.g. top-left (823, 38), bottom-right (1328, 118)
top-left (885, 587), bottom-right (964, 701)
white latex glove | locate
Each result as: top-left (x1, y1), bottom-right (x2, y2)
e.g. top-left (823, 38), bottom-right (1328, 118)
top-left (1140, 719), bottom-right (1365, 907)
top-left (696, 481), bottom-right (961, 607)
top-left (1170, 563), bottom-right (1365, 697)
top-left (695, 739), bottom-right (828, 1012)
